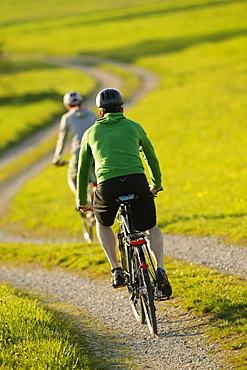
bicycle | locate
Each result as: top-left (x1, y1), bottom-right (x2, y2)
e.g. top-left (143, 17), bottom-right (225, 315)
top-left (54, 160), bottom-right (96, 243)
top-left (116, 193), bottom-right (164, 336)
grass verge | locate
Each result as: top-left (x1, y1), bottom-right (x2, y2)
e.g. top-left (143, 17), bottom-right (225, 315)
top-left (0, 283), bottom-right (134, 369)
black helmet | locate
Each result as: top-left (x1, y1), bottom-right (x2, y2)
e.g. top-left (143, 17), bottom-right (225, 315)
top-left (96, 88), bottom-right (124, 108)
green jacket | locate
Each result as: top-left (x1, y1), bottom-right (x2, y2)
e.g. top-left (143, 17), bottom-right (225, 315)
top-left (77, 113), bottom-right (162, 205)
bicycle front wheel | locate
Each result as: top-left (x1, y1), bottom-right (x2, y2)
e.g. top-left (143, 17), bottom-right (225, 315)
top-left (80, 211), bottom-right (95, 243)
top-left (80, 183), bottom-right (96, 243)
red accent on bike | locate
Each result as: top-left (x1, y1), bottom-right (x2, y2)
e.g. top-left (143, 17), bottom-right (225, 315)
top-left (130, 239), bottom-right (146, 245)
top-left (142, 261), bottom-right (147, 271)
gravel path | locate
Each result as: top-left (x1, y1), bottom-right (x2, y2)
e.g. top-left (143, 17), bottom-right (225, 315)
top-left (0, 230), bottom-right (246, 278)
top-left (0, 264), bottom-right (232, 369)
top-left (164, 234), bottom-right (247, 278)
top-left (0, 231), bottom-right (244, 369)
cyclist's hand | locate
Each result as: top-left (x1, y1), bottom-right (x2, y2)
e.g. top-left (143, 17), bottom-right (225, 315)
top-left (78, 202), bottom-right (94, 212)
top-left (150, 187), bottom-right (163, 196)
top-left (53, 160), bottom-right (67, 167)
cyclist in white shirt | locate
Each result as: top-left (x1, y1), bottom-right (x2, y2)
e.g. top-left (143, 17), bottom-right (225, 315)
top-left (52, 91), bottom-right (96, 194)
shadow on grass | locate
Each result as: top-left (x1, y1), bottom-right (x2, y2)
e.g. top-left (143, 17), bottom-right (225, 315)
top-left (5, 60), bottom-right (62, 74)
top-left (0, 90), bottom-right (64, 155)
top-left (1, 0), bottom-right (245, 28)
top-left (70, 0), bottom-right (247, 28)
top-left (52, 310), bottom-right (133, 370)
top-left (214, 301), bottom-right (247, 324)
top-left (86, 27), bottom-right (247, 62)
top-left (0, 91), bottom-right (62, 106)
top-left (159, 211), bottom-right (247, 229)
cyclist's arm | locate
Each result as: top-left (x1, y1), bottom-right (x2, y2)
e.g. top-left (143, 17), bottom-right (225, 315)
top-left (76, 133), bottom-right (94, 206)
top-left (139, 128), bottom-right (162, 190)
top-left (52, 116), bottom-right (68, 164)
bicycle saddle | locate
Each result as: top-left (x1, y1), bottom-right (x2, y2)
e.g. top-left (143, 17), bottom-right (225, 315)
top-left (116, 194), bottom-right (139, 203)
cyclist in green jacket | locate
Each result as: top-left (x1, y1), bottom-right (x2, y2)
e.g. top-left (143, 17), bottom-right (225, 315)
top-left (77, 88), bottom-right (172, 297)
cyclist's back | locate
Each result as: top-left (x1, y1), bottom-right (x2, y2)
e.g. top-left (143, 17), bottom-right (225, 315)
top-left (59, 106), bottom-right (96, 160)
top-left (52, 91), bottom-right (97, 195)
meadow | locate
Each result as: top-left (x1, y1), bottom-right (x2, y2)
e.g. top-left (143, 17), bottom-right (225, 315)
top-left (0, 0), bottom-right (247, 368)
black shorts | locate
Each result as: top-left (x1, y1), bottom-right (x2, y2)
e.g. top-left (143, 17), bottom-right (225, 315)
top-left (94, 174), bottom-right (156, 231)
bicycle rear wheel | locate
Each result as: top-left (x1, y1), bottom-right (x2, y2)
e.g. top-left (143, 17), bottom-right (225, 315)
top-left (127, 252), bottom-right (145, 324)
top-left (136, 249), bottom-right (157, 335)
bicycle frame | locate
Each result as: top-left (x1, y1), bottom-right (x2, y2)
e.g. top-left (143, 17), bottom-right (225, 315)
top-left (117, 196), bottom-right (158, 292)
top-left (116, 194), bottom-right (160, 335)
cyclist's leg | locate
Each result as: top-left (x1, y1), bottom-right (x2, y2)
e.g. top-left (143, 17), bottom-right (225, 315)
top-left (93, 177), bottom-right (121, 269)
top-left (146, 226), bottom-right (172, 297)
top-left (67, 154), bottom-right (78, 195)
top-left (96, 220), bottom-right (125, 287)
top-left (146, 225), bottom-right (164, 269)
top-left (96, 220), bottom-right (120, 270)
top-left (67, 176), bottom-right (77, 195)
top-left (128, 175), bottom-right (172, 297)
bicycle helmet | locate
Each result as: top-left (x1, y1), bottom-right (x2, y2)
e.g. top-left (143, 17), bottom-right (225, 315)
top-left (63, 91), bottom-right (83, 107)
top-left (96, 88), bottom-right (124, 108)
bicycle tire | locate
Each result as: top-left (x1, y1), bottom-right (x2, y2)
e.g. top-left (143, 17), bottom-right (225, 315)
top-left (136, 248), bottom-right (158, 335)
top-left (81, 211), bottom-right (95, 243)
top-left (81, 183), bottom-right (96, 244)
top-left (127, 251), bottom-right (145, 324)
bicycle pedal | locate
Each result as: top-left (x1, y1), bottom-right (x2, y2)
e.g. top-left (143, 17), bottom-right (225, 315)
top-left (157, 294), bottom-right (170, 301)
top-left (112, 284), bottom-right (125, 289)
top-left (161, 295), bottom-right (170, 300)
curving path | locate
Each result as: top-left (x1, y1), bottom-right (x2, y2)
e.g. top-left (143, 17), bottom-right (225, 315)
top-left (0, 54), bottom-right (246, 277)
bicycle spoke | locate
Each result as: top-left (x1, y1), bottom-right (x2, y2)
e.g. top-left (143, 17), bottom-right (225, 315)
top-left (127, 285), bottom-right (144, 323)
